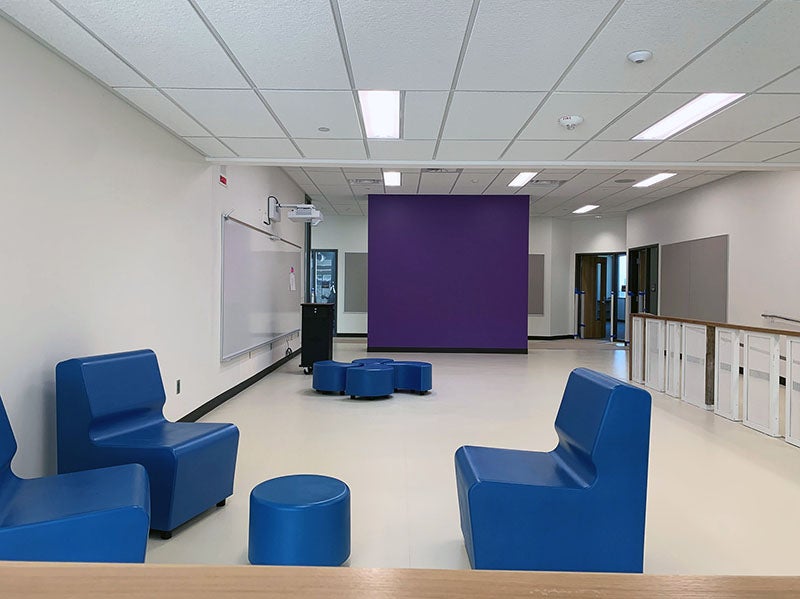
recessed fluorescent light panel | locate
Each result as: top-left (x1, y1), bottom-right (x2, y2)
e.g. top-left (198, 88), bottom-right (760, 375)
top-left (633, 92), bottom-right (744, 140)
top-left (383, 171), bottom-right (401, 186)
top-left (508, 172), bottom-right (538, 187)
top-left (573, 205), bottom-right (599, 214)
top-left (633, 173), bottom-right (676, 188)
top-left (358, 90), bottom-right (400, 138)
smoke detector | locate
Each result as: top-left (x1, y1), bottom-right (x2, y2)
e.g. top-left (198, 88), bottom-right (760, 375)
top-left (558, 115), bottom-right (584, 130)
top-left (627, 50), bottom-right (653, 64)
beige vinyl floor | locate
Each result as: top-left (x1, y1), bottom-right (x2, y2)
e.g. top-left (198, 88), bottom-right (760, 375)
top-left (146, 339), bottom-right (800, 574)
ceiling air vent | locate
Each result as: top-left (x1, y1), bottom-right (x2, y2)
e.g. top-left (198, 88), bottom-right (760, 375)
top-left (421, 168), bottom-right (461, 174)
top-left (528, 179), bottom-right (562, 186)
top-left (348, 178), bottom-right (383, 185)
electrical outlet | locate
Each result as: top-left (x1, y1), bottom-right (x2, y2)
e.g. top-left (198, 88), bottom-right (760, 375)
top-left (176, 379), bottom-right (181, 394)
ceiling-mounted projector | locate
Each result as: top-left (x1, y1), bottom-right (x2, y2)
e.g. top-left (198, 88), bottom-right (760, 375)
top-left (287, 205), bottom-right (324, 226)
top-left (266, 196), bottom-right (324, 226)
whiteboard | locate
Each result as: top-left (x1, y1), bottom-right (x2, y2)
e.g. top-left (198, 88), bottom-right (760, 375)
top-left (221, 215), bottom-right (302, 361)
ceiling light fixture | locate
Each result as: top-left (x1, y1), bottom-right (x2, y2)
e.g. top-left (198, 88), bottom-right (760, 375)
top-left (383, 171), bottom-right (401, 186)
top-left (358, 90), bottom-right (400, 138)
top-left (633, 93), bottom-right (744, 140)
top-left (573, 205), bottom-right (599, 214)
top-left (508, 172), bottom-right (538, 187)
top-left (633, 173), bottom-right (676, 188)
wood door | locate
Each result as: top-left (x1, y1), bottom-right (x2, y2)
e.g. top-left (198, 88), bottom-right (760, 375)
top-left (580, 256), bottom-right (608, 339)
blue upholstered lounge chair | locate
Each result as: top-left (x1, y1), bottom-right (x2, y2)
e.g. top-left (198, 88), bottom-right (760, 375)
top-left (455, 368), bottom-right (652, 573)
top-left (0, 396), bottom-right (150, 562)
top-left (56, 349), bottom-right (239, 538)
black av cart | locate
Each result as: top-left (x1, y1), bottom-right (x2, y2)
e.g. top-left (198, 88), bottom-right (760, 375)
top-left (300, 303), bottom-right (335, 374)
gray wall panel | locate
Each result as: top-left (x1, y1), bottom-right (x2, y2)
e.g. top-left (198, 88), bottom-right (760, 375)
top-left (661, 235), bottom-right (728, 322)
top-left (528, 254), bottom-right (545, 315)
top-left (344, 252), bottom-right (368, 312)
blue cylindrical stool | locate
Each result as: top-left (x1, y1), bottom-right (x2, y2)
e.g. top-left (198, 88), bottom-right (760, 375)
top-left (249, 475), bottom-right (350, 566)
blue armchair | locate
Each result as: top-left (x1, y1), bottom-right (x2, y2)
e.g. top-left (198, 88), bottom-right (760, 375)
top-left (56, 349), bottom-right (239, 538)
top-left (0, 396), bottom-right (149, 562)
top-left (455, 368), bottom-right (652, 572)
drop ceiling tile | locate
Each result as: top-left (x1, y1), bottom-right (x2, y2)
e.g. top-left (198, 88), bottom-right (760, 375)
top-left (676, 173), bottom-right (735, 186)
top-left (458, 0), bottom-right (617, 91)
top-left (391, 171), bottom-right (421, 194)
top-left (182, 137), bottom-right (236, 157)
top-left (750, 117), bottom-right (800, 142)
top-left (166, 89), bottom-right (283, 137)
top-left (339, 0), bottom-right (471, 90)
top-left (450, 171), bottom-right (500, 194)
top-left (296, 139), bottom-right (367, 159)
top-left (760, 68), bottom-right (800, 93)
top-left (568, 141), bottom-right (659, 161)
top-left (767, 148), bottom-right (800, 163)
top-left (404, 92), bottom-right (449, 139)
top-left (282, 168), bottom-right (315, 187)
top-left (305, 170), bottom-right (349, 186)
top-left (343, 169), bottom-right (382, 178)
top-left (537, 169), bottom-right (584, 180)
top-left (502, 141), bottom-right (584, 161)
top-left (560, 0), bottom-right (760, 92)
top-left (634, 141), bottom-right (731, 162)
top-left (57, 0), bottom-right (247, 88)
top-left (418, 172), bottom-right (460, 194)
top-left (597, 93), bottom-right (697, 140)
top-left (662, 1), bottom-right (800, 92)
top-left (261, 91), bottom-right (361, 138)
top-left (519, 93), bottom-right (645, 140)
top-left (700, 142), bottom-right (799, 162)
top-left (368, 140), bottom-right (436, 160)
top-left (194, 0), bottom-right (349, 89)
top-left (0, 1), bottom-right (147, 87)
top-left (219, 138), bottom-right (300, 158)
top-left (442, 92), bottom-right (544, 139)
top-left (674, 94), bottom-right (800, 141)
top-left (436, 140), bottom-right (507, 160)
top-left (116, 88), bottom-right (207, 136)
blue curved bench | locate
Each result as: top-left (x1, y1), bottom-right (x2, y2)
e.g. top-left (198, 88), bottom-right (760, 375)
top-left (312, 361), bottom-right (363, 394)
top-left (455, 368), bottom-right (651, 573)
top-left (56, 349), bottom-right (239, 538)
top-left (345, 365), bottom-right (394, 399)
top-left (0, 396), bottom-right (150, 562)
top-left (392, 361), bottom-right (432, 394)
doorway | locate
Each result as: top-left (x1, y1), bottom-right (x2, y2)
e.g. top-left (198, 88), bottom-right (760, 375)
top-left (310, 249), bottom-right (338, 334)
top-left (628, 245), bottom-right (659, 316)
top-left (575, 252), bottom-right (627, 341)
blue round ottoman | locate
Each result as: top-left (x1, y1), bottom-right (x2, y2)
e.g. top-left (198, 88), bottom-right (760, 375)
top-left (351, 358), bottom-right (394, 366)
top-left (312, 361), bottom-right (362, 394)
top-left (249, 474), bottom-right (350, 566)
top-left (392, 361), bottom-right (433, 394)
top-left (345, 365), bottom-right (394, 399)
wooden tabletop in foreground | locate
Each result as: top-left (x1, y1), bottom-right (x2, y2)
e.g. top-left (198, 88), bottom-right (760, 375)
top-left (1, 562), bottom-right (799, 599)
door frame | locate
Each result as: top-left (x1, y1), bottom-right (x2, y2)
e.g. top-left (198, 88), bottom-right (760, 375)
top-left (575, 252), bottom-right (626, 341)
top-left (310, 248), bottom-right (339, 335)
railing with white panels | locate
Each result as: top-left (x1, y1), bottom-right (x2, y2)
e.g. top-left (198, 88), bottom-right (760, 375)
top-left (631, 314), bottom-right (800, 447)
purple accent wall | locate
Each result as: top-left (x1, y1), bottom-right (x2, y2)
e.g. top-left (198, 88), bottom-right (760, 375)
top-left (368, 194), bottom-right (529, 351)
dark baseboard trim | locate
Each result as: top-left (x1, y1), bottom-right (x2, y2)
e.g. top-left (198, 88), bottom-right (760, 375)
top-left (528, 335), bottom-right (574, 341)
top-left (336, 333), bottom-right (367, 338)
top-left (367, 346), bottom-right (527, 355)
top-left (179, 349), bottom-right (301, 423)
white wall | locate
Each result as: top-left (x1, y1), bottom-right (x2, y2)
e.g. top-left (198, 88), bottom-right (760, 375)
top-left (627, 170), bottom-right (800, 329)
top-left (528, 218), bottom-right (553, 336)
top-left (310, 215), bottom-right (368, 334)
top-left (0, 20), bottom-right (304, 476)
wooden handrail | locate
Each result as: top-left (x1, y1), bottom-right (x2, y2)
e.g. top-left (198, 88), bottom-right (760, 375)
top-left (630, 313), bottom-right (800, 338)
top-left (0, 562), bottom-right (799, 598)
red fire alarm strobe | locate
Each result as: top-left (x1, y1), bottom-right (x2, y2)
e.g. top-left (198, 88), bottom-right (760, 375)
top-left (219, 174), bottom-right (227, 187)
